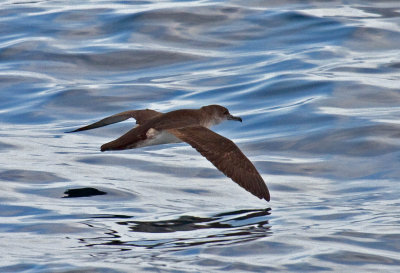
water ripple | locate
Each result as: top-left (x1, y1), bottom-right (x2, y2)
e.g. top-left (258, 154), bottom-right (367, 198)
top-left (1, 1), bottom-right (400, 272)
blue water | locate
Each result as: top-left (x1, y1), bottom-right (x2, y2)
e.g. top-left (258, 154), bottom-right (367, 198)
top-left (1, 1), bottom-right (400, 272)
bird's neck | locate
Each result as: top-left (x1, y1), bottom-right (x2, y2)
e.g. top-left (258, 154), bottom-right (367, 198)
top-left (199, 110), bottom-right (222, 128)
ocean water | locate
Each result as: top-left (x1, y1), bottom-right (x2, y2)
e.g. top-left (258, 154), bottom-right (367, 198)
top-left (1, 1), bottom-right (400, 272)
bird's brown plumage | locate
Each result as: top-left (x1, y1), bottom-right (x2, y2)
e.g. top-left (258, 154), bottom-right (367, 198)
top-left (66, 109), bottom-right (161, 133)
top-left (168, 126), bottom-right (270, 201)
top-left (68, 105), bottom-right (270, 201)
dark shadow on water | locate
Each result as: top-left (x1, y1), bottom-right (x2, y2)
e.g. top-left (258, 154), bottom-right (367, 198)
top-left (81, 208), bottom-right (272, 250)
top-left (63, 187), bottom-right (107, 198)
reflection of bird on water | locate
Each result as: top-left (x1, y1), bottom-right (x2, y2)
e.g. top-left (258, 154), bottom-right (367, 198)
top-left (80, 208), bottom-right (271, 249)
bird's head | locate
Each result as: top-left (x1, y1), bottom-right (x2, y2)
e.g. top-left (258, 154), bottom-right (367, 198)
top-left (201, 105), bottom-right (242, 127)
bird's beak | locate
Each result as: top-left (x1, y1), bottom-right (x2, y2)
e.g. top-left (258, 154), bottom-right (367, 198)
top-left (228, 115), bottom-right (242, 122)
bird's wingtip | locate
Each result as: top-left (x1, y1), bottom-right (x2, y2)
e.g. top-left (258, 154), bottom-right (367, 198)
top-left (100, 143), bottom-right (112, 152)
top-left (65, 128), bottom-right (82, 133)
top-left (261, 192), bottom-right (270, 202)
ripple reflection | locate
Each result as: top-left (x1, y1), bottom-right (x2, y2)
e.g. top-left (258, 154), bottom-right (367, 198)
top-left (81, 208), bottom-right (271, 250)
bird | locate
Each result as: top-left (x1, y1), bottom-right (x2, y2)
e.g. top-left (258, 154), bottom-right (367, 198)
top-left (67, 105), bottom-right (270, 201)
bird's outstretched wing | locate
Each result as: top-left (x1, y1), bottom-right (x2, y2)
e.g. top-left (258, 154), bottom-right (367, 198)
top-left (67, 109), bottom-right (162, 133)
top-left (100, 125), bottom-right (149, 151)
top-left (168, 126), bottom-right (270, 201)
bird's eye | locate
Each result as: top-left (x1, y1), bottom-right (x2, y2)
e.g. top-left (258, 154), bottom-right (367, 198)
top-left (223, 110), bottom-right (229, 115)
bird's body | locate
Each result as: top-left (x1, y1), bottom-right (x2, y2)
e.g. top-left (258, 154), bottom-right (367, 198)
top-left (68, 105), bottom-right (270, 201)
top-left (135, 128), bottom-right (182, 148)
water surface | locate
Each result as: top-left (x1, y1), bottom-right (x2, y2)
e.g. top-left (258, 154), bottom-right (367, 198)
top-left (1, 1), bottom-right (400, 272)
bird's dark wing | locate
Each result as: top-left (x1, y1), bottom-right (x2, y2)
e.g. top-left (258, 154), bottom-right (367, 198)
top-left (67, 109), bottom-right (162, 133)
top-left (168, 126), bottom-right (270, 201)
top-left (100, 125), bottom-right (149, 152)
